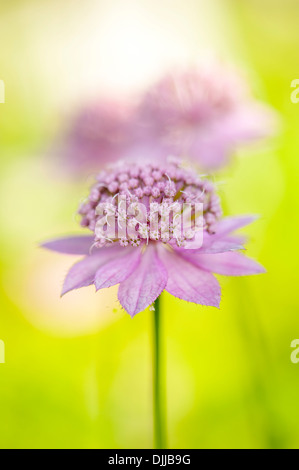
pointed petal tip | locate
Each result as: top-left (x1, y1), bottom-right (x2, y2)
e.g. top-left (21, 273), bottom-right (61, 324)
top-left (238, 259), bottom-right (266, 276)
top-left (39, 242), bottom-right (50, 253)
top-left (230, 244), bottom-right (245, 252)
top-left (39, 235), bottom-right (94, 255)
top-left (126, 304), bottom-right (149, 318)
top-left (122, 291), bottom-right (164, 318)
top-left (234, 214), bottom-right (260, 226)
top-left (128, 311), bottom-right (137, 318)
top-left (256, 265), bottom-right (267, 274)
top-left (209, 295), bottom-right (221, 309)
top-left (61, 286), bottom-right (71, 297)
top-left (232, 265), bottom-right (266, 276)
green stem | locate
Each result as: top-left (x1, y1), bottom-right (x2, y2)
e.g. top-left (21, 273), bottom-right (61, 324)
top-left (153, 295), bottom-right (167, 449)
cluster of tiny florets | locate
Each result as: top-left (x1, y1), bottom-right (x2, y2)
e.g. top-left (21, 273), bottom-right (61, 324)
top-left (78, 161), bottom-right (222, 248)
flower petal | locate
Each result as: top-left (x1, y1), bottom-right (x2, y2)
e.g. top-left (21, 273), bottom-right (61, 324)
top-left (118, 244), bottom-right (167, 317)
top-left (212, 215), bottom-right (258, 239)
top-left (182, 251), bottom-right (266, 276)
top-left (95, 247), bottom-right (142, 290)
top-left (217, 104), bottom-right (278, 142)
top-left (183, 215), bottom-right (255, 253)
top-left (41, 236), bottom-right (94, 255)
top-left (185, 235), bottom-right (245, 253)
top-left (173, 217), bottom-right (253, 253)
top-left (62, 245), bottom-right (126, 295)
top-left (173, 233), bottom-right (245, 254)
top-left (158, 247), bottom-right (221, 307)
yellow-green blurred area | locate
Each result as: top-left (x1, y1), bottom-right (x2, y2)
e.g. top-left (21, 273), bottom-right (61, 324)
top-left (0, 0), bottom-right (299, 449)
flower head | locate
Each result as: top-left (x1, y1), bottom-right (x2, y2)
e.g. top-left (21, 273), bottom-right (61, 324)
top-left (137, 57), bottom-right (277, 170)
top-left (42, 160), bottom-right (265, 317)
top-left (78, 160), bottom-right (222, 249)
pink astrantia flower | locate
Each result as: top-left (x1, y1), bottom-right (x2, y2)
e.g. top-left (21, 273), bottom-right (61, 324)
top-left (42, 161), bottom-right (265, 317)
top-left (137, 58), bottom-right (277, 170)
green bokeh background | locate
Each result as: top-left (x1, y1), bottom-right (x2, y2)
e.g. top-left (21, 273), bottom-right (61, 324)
top-left (0, 0), bottom-right (299, 449)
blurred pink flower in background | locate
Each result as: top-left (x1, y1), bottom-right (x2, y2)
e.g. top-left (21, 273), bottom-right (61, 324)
top-left (60, 98), bottom-right (134, 175)
top-left (137, 57), bottom-right (278, 170)
top-left (57, 57), bottom-right (278, 176)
